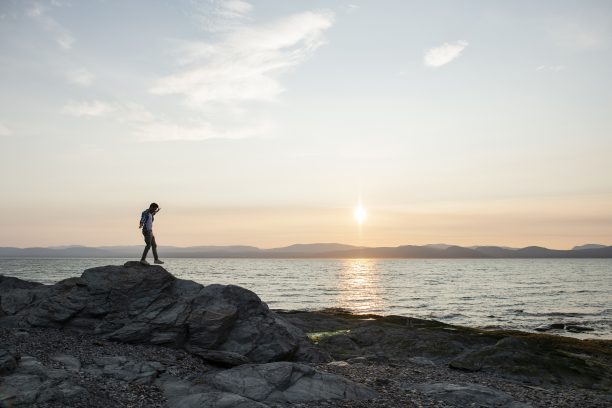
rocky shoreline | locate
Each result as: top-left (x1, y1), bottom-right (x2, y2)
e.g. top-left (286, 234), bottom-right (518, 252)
top-left (1, 263), bottom-right (611, 407)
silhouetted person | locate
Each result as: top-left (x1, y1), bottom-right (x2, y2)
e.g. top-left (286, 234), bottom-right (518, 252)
top-left (139, 202), bottom-right (164, 265)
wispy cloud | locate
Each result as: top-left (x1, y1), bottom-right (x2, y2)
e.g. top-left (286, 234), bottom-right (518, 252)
top-left (67, 68), bottom-right (94, 86)
top-left (151, 10), bottom-right (334, 106)
top-left (547, 18), bottom-right (607, 49)
top-left (424, 40), bottom-right (469, 67)
top-left (62, 4), bottom-right (334, 142)
top-left (60, 99), bottom-right (267, 141)
top-left (61, 100), bottom-right (155, 122)
top-left (218, 0), bottom-right (252, 19)
top-left (0, 122), bottom-right (12, 137)
top-left (133, 119), bottom-right (274, 142)
top-left (26, 1), bottom-right (75, 50)
top-left (61, 100), bottom-right (113, 117)
top-left (191, 0), bottom-right (254, 33)
top-left (536, 65), bottom-right (565, 72)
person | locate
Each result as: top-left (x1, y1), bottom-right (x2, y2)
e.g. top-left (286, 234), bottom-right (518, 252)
top-left (139, 202), bottom-right (164, 265)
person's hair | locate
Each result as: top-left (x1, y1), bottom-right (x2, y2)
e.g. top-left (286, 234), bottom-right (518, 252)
top-left (149, 202), bottom-right (159, 210)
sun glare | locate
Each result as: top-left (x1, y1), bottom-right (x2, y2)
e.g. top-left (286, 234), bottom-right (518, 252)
top-left (354, 205), bottom-right (367, 225)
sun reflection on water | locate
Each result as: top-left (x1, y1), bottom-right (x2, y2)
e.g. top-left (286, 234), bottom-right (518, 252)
top-left (335, 259), bottom-right (385, 314)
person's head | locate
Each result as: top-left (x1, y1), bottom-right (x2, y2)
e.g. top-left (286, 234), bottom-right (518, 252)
top-left (149, 203), bottom-right (159, 212)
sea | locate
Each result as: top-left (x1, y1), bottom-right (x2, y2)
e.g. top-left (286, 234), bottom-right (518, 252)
top-left (1, 258), bottom-right (610, 339)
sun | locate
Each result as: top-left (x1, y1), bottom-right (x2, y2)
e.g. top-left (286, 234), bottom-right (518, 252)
top-left (354, 205), bottom-right (367, 225)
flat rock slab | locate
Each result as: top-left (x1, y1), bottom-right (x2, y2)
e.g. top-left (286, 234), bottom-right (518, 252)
top-left (169, 392), bottom-right (268, 408)
top-left (0, 355), bottom-right (87, 407)
top-left (449, 336), bottom-right (612, 389)
top-left (410, 382), bottom-right (531, 407)
top-left (210, 361), bottom-right (378, 403)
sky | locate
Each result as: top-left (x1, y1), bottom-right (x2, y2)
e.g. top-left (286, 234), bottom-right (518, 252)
top-left (1, 0), bottom-right (611, 249)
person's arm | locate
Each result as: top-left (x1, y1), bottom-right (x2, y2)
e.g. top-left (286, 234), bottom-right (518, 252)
top-left (139, 212), bottom-right (147, 228)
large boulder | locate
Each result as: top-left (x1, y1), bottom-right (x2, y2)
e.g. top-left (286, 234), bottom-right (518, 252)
top-left (0, 263), bottom-right (324, 364)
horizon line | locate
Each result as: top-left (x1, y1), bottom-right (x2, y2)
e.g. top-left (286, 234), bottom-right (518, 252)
top-left (2, 242), bottom-right (610, 252)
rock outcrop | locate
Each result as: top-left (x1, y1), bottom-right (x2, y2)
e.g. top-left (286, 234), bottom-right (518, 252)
top-left (0, 262), bottom-right (325, 364)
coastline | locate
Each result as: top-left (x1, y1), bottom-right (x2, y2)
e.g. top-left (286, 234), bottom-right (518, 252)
top-left (1, 264), bottom-right (611, 407)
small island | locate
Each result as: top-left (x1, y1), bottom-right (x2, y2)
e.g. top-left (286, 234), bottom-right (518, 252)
top-left (1, 263), bottom-right (610, 407)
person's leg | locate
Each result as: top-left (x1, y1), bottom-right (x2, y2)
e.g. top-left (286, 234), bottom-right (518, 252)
top-left (141, 232), bottom-right (152, 261)
top-left (151, 234), bottom-right (159, 260)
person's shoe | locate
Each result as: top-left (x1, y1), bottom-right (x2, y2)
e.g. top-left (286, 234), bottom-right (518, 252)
top-left (154, 259), bottom-right (164, 265)
top-left (140, 259), bottom-right (150, 266)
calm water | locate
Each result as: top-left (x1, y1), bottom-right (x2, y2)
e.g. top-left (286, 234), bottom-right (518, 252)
top-left (1, 258), bottom-right (611, 339)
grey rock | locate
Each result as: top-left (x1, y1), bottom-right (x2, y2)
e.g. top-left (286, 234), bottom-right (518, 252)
top-left (0, 275), bottom-right (43, 291)
top-left (85, 356), bottom-right (165, 384)
top-left (188, 346), bottom-right (252, 367)
top-left (448, 336), bottom-right (612, 389)
top-left (51, 354), bottom-right (82, 371)
top-left (566, 325), bottom-right (594, 333)
top-left (156, 374), bottom-right (213, 399)
top-left (408, 356), bottom-right (436, 366)
top-left (327, 361), bottom-right (350, 367)
top-left (0, 355), bottom-right (87, 407)
top-left (0, 373), bottom-right (42, 406)
top-left (0, 263), bottom-right (322, 364)
top-left (15, 355), bottom-right (47, 376)
top-left (0, 348), bottom-right (18, 375)
top-left (411, 382), bottom-right (531, 407)
top-left (210, 361), bottom-right (378, 403)
top-left (170, 392), bottom-right (268, 408)
top-left (1, 289), bottom-right (36, 315)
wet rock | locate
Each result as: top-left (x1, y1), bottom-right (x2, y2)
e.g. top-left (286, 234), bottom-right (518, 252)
top-left (566, 325), bottom-right (594, 333)
top-left (409, 382), bottom-right (531, 407)
top-left (535, 323), bottom-right (566, 332)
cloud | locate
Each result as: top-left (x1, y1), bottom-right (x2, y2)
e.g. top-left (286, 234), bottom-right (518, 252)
top-left (151, 10), bottom-right (334, 106)
top-left (61, 100), bottom-right (156, 122)
top-left (547, 19), bottom-right (607, 49)
top-left (133, 119), bottom-right (273, 142)
top-left (219, 0), bottom-right (252, 18)
top-left (0, 122), bottom-right (12, 136)
top-left (191, 0), bottom-right (254, 33)
top-left (61, 100), bottom-right (114, 117)
top-left (60, 99), bottom-right (267, 141)
top-left (63, 4), bottom-right (333, 143)
top-left (68, 68), bottom-right (94, 86)
top-left (26, 1), bottom-right (75, 50)
top-left (424, 40), bottom-right (469, 67)
top-left (536, 65), bottom-right (565, 72)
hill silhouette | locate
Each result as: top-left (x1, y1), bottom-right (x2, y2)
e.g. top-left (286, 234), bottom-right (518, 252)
top-left (1, 243), bottom-right (611, 258)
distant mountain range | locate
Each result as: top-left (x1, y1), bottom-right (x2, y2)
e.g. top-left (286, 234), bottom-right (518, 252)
top-left (1, 243), bottom-right (612, 258)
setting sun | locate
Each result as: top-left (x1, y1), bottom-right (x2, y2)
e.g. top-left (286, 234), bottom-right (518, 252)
top-left (354, 205), bottom-right (367, 225)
